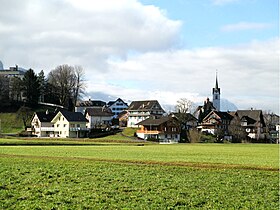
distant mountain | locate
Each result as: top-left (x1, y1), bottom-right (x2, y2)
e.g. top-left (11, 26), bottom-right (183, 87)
top-left (220, 99), bottom-right (238, 111)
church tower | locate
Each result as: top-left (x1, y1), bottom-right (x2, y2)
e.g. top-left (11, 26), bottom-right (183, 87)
top-left (212, 73), bottom-right (220, 111)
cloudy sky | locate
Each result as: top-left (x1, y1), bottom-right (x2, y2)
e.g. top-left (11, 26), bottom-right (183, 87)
top-left (0, 0), bottom-right (279, 113)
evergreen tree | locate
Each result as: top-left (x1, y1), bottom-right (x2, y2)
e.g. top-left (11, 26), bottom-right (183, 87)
top-left (38, 70), bottom-right (46, 102)
top-left (22, 69), bottom-right (40, 106)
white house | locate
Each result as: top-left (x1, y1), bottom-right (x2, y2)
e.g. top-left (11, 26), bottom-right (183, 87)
top-left (30, 110), bottom-right (56, 137)
top-left (107, 98), bottom-right (128, 118)
top-left (51, 110), bottom-right (89, 138)
top-left (85, 107), bottom-right (114, 129)
top-left (127, 100), bottom-right (165, 128)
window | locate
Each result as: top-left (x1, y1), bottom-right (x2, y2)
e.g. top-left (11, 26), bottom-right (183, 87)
top-left (57, 124), bottom-right (60, 127)
top-left (77, 124), bottom-right (80, 127)
top-left (64, 124), bottom-right (67, 127)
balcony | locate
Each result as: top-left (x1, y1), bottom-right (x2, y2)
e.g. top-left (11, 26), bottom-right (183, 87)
top-left (137, 130), bottom-right (163, 135)
top-left (69, 127), bottom-right (90, 132)
top-left (41, 127), bottom-right (55, 132)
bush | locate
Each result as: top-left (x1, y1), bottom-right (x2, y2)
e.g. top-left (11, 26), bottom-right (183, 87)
top-left (188, 130), bottom-right (202, 143)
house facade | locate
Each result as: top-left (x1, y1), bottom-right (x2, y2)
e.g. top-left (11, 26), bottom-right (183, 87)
top-left (107, 98), bottom-right (128, 118)
top-left (136, 116), bottom-right (181, 143)
top-left (85, 107), bottom-right (114, 129)
top-left (232, 110), bottom-right (267, 141)
top-left (51, 110), bottom-right (89, 138)
top-left (127, 100), bottom-right (165, 127)
top-left (198, 110), bottom-right (233, 136)
top-left (31, 111), bottom-right (56, 137)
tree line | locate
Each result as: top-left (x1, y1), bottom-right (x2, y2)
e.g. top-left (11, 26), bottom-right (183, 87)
top-left (0, 64), bottom-right (86, 111)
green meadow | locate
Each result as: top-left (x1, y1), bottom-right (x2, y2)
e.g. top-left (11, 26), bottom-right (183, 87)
top-left (0, 140), bottom-right (279, 209)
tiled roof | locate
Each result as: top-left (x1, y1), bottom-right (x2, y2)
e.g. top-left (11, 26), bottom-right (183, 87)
top-left (127, 100), bottom-right (164, 111)
top-left (60, 110), bottom-right (88, 122)
top-left (35, 111), bottom-right (57, 122)
top-left (236, 110), bottom-right (265, 126)
top-left (85, 107), bottom-right (114, 117)
top-left (76, 100), bottom-right (106, 107)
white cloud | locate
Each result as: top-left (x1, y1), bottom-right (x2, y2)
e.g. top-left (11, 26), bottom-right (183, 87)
top-left (88, 38), bottom-right (279, 113)
top-left (0, 0), bottom-right (181, 71)
top-left (222, 22), bottom-right (272, 32)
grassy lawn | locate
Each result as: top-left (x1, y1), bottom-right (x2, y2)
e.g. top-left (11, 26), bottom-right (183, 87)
top-left (0, 142), bottom-right (279, 209)
top-left (0, 113), bottom-right (23, 134)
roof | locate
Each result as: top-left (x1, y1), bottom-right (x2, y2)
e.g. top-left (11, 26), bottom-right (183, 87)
top-left (137, 116), bottom-right (176, 126)
top-left (52, 110), bottom-right (88, 122)
top-left (202, 110), bottom-right (233, 123)
top-left (76, 100), bottom-right (106, 107)
top-left (34, 111), bottom-right (57, 122)
top-left (236, 110), bottom-right (265, 126)
top-left (214, 111), bottom-right (234, 120)
top-left (107, 98), bottom-right (128, 107)
top-left (127, 100), bottom-right (164, 111)
top-left (173, 112), bottom-right (197, 122)
top-left (85, 107), bottom-right (114, 117)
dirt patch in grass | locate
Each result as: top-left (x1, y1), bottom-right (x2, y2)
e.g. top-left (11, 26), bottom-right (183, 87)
top-left (0, 153), bottom-right (278, 172)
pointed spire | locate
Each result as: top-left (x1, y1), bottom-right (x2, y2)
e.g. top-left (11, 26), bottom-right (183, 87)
top-left (215, 70), bottom-right (219, 89)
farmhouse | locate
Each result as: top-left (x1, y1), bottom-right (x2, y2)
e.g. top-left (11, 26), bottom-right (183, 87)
top-left (51, 110), bottom-right (89, 138)
top-left (197, 110), bottom-right (233, 135)
top-left (232, 110), bottom-right (267, 141)
top-left (136, 115), bottom-right (181, 142)
top-left (127, 100), bottom-right (165, 127)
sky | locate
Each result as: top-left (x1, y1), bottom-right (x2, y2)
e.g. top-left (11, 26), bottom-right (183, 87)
top-left (0, 0), bottom-right (279, 113)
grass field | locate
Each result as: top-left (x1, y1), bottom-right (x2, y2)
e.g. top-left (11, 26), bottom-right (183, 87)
top-left (0, 141), bottom-right (279, 209)
top-left (0, 113), bottom-right (23, 134)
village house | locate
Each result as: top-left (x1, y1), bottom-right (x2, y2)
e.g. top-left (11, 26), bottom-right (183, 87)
top-left (197, 110), bottom-right (233, 136)
top-left (51, 110), bottom-right (89, 138)
top-left (75, 99), bottom-right (106, 114)
top-left (136, 115), bottom-right (181, 143)
top-left (85, 107), bottom-right (114, 129)
top-left (127, 100), bottom-right (165, 127)
top-left (107, 98), bottom-right (128, 118)
top-left (30, 110), bottom-right (56, 137)
top-left (232, 109), bottom-right (267, 141)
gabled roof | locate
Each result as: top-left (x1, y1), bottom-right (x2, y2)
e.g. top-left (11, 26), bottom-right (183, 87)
top-left (34, 111), bottom-right (57, 122)
top-left (173, 112), bottom-right (197, 122)
top-left (107, 98), bottom-right (128, 107)
top-left (137, 116), bottom-right (177, 126)
top-left (52, 110), bottom-right (88, 123)
top-left (76, 100), bottom-right (106, 107)
top-left (236, 110), bottom-right (265, 126)
top-left (85, 107), bottom-right (114, 117)
top-left (203, 110), bottom-right (233, 122)
top-left (127, 100), bottom-right (164, 112)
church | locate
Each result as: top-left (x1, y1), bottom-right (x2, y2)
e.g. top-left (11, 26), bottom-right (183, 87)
top-left (196, 73), bottom-right (234, 136)
top-left (196, 73), bottom-right (221, 122)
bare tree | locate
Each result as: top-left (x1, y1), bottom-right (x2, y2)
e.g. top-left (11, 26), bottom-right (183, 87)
top-left (73, 65), bottom-right (86, 107)
top-left (47, 64), bottom-right (86, 109)
top-left (175, 98), bottom-right (193, 114)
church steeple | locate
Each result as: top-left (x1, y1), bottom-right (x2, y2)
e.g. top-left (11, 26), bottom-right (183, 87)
top-left (212, 71), bottom-right (221, 111)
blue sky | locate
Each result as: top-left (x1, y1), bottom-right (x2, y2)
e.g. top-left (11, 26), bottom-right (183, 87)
top-left (0, 0), bottom-right (279, 113)
top-left (140, 0), bottom-right (278, 47)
